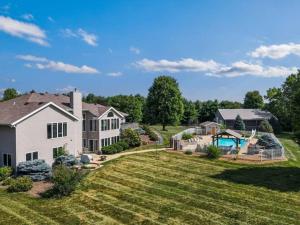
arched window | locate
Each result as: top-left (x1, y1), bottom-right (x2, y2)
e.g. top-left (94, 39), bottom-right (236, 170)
top-left (107, 111), bottom-right (114, 117)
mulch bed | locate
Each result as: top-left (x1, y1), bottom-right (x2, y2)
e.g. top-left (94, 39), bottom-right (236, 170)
top-left (28, 181), bottom-right (54, 198)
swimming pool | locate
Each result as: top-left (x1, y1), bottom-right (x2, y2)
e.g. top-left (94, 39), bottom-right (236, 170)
top-left (214, 138), bottom-right (247, 148)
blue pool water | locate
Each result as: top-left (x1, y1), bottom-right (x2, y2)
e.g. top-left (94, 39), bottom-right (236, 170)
top-left (214, 138), bottom-right (247, 148)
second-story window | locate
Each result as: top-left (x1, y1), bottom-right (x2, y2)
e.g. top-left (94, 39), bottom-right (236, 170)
top-left (47, 123), bottom-right (67, 139)
top-left (89, 119), bottom-right (97, 131)
top-left (101, 119), bottom-right (110, 131)
top-left (82, 113), bottom-right (86, 132)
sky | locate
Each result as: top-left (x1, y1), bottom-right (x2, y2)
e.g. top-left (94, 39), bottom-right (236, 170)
top-left (0, 0), bottom-right (300, 101)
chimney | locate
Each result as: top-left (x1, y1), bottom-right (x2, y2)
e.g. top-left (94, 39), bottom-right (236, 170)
top-left (70, 89), bottom-right (82, 119)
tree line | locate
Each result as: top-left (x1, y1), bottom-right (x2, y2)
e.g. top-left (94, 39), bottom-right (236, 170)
top-left (1, 71), bottom-right (299, 136)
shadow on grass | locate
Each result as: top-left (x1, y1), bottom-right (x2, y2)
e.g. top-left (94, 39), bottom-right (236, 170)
top-left (212, 167), bottom-right (300, 192)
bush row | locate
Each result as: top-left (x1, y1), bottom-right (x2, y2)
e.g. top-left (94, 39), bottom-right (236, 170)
top-left (7, 176), bottom-right (33, 192)
top-left (102, 141), bottom-right (129, 154)
top-left (142, 125), bottom-right (159, 141)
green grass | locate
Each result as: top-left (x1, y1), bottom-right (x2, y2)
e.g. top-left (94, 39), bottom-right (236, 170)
top-left (0, 133), bottom-right (299, 225)
top-left (150, 125), bottom-right (188, 146)
top-left (278, 133), bottom-right (300, 166)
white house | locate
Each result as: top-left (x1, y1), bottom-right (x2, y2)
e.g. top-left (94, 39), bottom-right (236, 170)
top-left (0, 90), bottom-right (126, 168)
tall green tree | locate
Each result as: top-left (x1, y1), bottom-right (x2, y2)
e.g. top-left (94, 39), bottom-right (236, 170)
top-left (2, 88), bottom-right (18, 101)
top-left (219, 100), bottom-right (242, 109)
top-left (145, 76), bottom-right (184, 130)
top-left (196, 100), bottom-right (219, 122)
top-left (234, 115), bottom-right (245, 130)
top-left (83, 93), bottom-right (108, 105)
top-left (107, 95), bottom-right (145, 123)
top-left (181, 99), bottom-right (197, 125)
top-left (244, 90), bottom-right (264, 109)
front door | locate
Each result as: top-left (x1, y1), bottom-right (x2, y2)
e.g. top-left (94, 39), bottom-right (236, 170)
top-left (89, 140), bottom-right (94, 152)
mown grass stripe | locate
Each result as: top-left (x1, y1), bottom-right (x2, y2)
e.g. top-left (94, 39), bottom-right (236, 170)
top-left (0, 204), bottom-right (34, 225)
top-left (94, 169), bottom-right (298, 224)
top-left (124, 155), bottom-right (300, 202)
top-left (109, 162), bottom-right (300, 218)
top-left (0, 198), bottom-right (59, 225)
top-left (86, 177), bottom-right (261, 225)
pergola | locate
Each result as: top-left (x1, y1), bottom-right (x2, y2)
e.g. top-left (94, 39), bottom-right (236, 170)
top-left (212, 129), bottom-right (243, 149)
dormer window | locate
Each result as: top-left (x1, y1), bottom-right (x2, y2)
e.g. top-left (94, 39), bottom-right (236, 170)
top-left (107, 112), bottom-right (114, 117)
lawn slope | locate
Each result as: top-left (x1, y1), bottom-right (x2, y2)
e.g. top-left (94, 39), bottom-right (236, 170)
top-left (0, 149), bottom-right (299, 225)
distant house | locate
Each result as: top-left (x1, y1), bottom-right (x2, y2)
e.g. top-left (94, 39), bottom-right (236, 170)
top-left (215, 109), bottom-right (273, 130)
top-left (0, 90), bottom-right (126, 169)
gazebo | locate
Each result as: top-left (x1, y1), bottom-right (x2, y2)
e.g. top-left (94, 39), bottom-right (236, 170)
top-left (212, 129), bottom-right (243, 149)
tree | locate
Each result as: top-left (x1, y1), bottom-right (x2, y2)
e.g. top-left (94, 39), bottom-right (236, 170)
top-left (107, 95), bottom-right (145, 122)
top-left (234, 115), bottom-right (245, 130)
top-left (259, 119), bottom-right (273, 133)
top-left (83, 93), bottom-right (108, 105)
top-left (2, 88), bottom-right (18, 101)
top-left (181, 99), bottom-right (197, 125)
top-left (145, 76), bottom-right (184, 130)
top-left (196, 100), bottom-right (219, 122)
top-left (219, 100), bottom-right (242, 109)
top-left (244, 91), bottom-right (264, 109)
top-left (269, 116), bottom-right (281, 134)
top-left (121, 128), bottom-right (141, 147)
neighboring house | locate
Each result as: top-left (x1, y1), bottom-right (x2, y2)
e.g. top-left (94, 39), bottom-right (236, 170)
top-left (0, 90), bottom-right (126, 169)
top-left (199, 121), bottom-right (221, 135)
top-left (215, 109), bottom-right (273, 130)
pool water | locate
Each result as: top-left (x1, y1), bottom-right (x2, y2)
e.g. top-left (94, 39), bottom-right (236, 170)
top-left (214, 138), bottom-right (247, 148)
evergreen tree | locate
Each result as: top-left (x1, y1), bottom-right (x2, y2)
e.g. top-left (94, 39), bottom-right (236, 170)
top-left (234, 114), bottom-right (245, 130)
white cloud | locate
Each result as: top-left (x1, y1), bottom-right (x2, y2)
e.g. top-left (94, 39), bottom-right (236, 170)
top-left (61, 28), bottom-right (98, 46)
top-left (216, 61), bottom-right (297, 78)
top-left (250, 43), bottom-right (300, 59)
top-left (56, 85), bottom-right (76, 93)
top-left (135, 58), bottom-right (222, 73)
top-left (77, 28), bottom-right (98, 46)
top-left (130, 46), bottom-right (141, 55)
top-left (21, 14), bottom-right (34, 21)
top-left (17, 54), bottom-right (99, 74)
top-left (135, 58), bottom-right (297, 78)
top-left (107, 72), bottom-right (123, 77)
top-left (0, 16), bottom-right (48, 46)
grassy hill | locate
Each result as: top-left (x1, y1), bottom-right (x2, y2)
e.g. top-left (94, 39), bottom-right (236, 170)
top-left (0, 143), bottom-right (299, 224)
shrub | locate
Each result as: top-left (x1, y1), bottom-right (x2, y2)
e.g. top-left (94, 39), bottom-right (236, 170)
top-left (121, 128), bottom-right (141, 147)
top-left (259, 119), bottom-right (273, 133)
top-left (102, 144), bottom-right (123, 154)
top-left (17, 160), bottom-right (51, 181)
top-left (7, 176), bottom-right (33, 192)
top-left (207, 146), bottom-right (221, 159)
top-left (2, 177), bottom-right (13, 186)
top-left (184, 150), bottom-right (193, 155)
top-left (0, 167), bottom-right (13, 181)
top-left (182, 133), bottom-right (193, 140)
top-left (45, 165), bottom-right (84, 198)
top-left (116, 141), bottom-right (129, 150)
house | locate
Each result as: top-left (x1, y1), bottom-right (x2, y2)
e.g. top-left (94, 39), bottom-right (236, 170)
top-left (215, 109), bottom-right (273, 130)
top-left (198, 121), bottom-right (221, 135)
top-left (0, 90), bottom-right (126, 168)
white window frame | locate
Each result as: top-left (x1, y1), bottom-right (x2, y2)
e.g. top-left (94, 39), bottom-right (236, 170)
top-left (3, 153), bottom-right (12, 167)
top-left (26, 151), bottom-right (38, 161)
top-left (47, 122), bottom-right (68, 139)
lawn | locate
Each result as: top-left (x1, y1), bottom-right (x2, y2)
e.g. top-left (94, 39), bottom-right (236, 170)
top-left (150, 125), bottom-right (188, 146)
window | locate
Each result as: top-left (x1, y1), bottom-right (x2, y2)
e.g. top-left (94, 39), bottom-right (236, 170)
top-left (89, 120), bottom-right (97, 131)
top-left (101, 137), bottom-right (111, 149)
top-left (58, 123), bottom-right (63, 137)
top-left (107, 111), bottom-right (114, 117)
top-left (111, 119), bottom-right (120, 129)
top-left (63, 123), bottom-right (67, 136)
top-left (111, 136), bottom-right (120, 144)
top-left (88, 140), bottom-right (98, 151)
top-left (3, 154), bottom-right (11, 167)
top-left (47, 124), bottom-right (52, 139)
top-left (53, 123), bottom-right (58, 138)
top-left (26, 152), bottom-right (38, 161)
top-left (82, 113), bottom-right (86, 131)
top-left (83, 139), bottom-right (87, 148)
top-left (53, 147), bottom-right (63, 159)
top-left (47, 123), bottom-right (67, 139)
top-left (101, 119), bottom-right (110, 131)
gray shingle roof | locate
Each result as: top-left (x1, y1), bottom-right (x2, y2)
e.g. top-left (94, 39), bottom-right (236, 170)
top-left (0, 93), bottom-right (123, 125)
top-left (218, 109), bottom-right (273, 121)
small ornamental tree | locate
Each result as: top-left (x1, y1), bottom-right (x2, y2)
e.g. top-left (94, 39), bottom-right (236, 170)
top-left (121, 128), bottom-right (141, 148)
top-left (234, 115), bottom-right (245, 130)
top-left (259, 119), bottom-right (274, 133)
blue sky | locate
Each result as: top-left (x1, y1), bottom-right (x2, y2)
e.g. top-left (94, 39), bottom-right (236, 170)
top-left (0, 0), bottom-right (300, 101)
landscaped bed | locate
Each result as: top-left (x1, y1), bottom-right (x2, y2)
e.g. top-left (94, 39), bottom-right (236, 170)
top-left (0, 136), bottom-right (299, 225)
